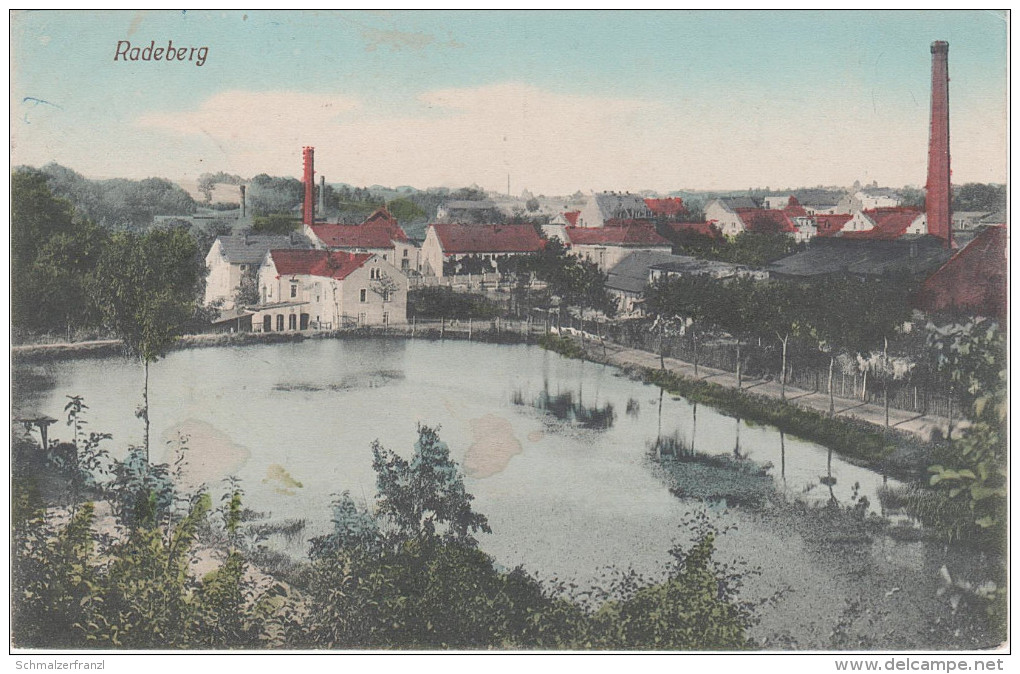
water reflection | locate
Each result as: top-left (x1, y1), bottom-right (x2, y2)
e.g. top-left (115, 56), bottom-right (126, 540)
top-left (512, 380), bottom-right (616, 430)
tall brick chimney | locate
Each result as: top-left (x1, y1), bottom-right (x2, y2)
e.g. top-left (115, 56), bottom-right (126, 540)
top-left (926, 41), bottom-right (952, 248)
top-left (302, 146), bottom-right (315, 226)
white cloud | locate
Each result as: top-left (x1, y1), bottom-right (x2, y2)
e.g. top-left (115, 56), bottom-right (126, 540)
top-left (124, 83), bottom-right (1004, 193)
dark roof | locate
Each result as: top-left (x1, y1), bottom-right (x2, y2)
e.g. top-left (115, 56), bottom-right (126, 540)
top-left (605, 251), bottom-right (684, 294)
top-left (269, 250), bottom-right (374, 280)
top-left (566, 225), bottom-right (671, 247)
top-left (215, 234), bottom-right (312, 264)
top-left (718, 196), bottom-right (758, 210)
top-left (792, 189), bottom-right (845, 208)
top-left (767, 237), bottom-right (952, 279)
top-left (431, 223), bottom-right (545, 254)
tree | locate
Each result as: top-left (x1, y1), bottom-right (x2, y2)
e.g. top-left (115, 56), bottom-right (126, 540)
top-left (91, 227), bottom-right (206, 461)
top-left (251, 214), bottom-right (299, 235)
top-left (234, 265), bottom-right (260, 309)
top-left (371, 424), bottom-right (491, 547)
top-left (526, 197), bottom-right (540, 212)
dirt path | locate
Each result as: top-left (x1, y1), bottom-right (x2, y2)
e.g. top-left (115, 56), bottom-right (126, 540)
top-left (593, 340), bottom-right (962, 442)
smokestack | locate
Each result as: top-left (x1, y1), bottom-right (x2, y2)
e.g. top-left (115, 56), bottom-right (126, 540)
top-left (302, 146), bottom-right (315, 227)
top-left (319, 175), bottom-right (326, 217)
top-left (239, 185), bottom-right (246, 219)
top-left (926, 41), bottom-right (952, 248)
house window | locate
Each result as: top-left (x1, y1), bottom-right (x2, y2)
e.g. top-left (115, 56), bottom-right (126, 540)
top-left (383, 312), bottom-right (389, 326)
top-left (383, 290), bottom-right (391, 303)
top-left (276, 314), bottom-right (284, 331)
top-left (240, 264), bottom-right (247, 271)
top-left (360, 289), bottom-right (367, 302)
top-left (289, 314), bottom-right (297, 330)
top-left (383, 254), bottom-right (387, 261)
top-left (403, 249), bottom-right (409, 257)
top-left (290, 284), bottom-right (298, 298)
top-left (359, 312), bottom-right (367, 325)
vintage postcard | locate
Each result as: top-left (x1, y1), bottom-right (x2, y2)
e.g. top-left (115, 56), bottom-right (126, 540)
top-left (8, 9), bottom-right (1009, 663)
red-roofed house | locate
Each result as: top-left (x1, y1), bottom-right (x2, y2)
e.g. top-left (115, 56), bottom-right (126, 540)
top-left (644, 198), bottom-right (688, 220)
top-left (565, 224), bottom-right (672, 271)
top-left (305, 208), bottom-right (421, 274)
top-left (253, 249), bottom-right (407, 330)
top-left (735, 208), bottom-right (799, 235)
top-left (840, 208), bottom-right (927, 240)
top-left (564, 211), bottom-right (580, 226)
top-left (916, 225), bottom-right (1007, 320)
top-left (813, 213), bottom-right (854, 237)
top-left (422, 223), bottom-right (545, 277)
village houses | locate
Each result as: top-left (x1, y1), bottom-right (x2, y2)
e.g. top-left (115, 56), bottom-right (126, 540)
top-left (251, 249), bottom-right (407, 332)
top-left (303, 207), bottom-right (421, 275)
top-left (204, 232), bottom-right (312, 309)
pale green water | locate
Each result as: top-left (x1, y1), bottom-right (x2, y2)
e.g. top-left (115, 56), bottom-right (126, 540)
top-left (18, 338), bottom-right (956, 647)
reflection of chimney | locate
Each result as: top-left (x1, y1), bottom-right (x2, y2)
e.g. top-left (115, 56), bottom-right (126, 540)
top-left (239, 185), bottom-right (246, 219)
top-left (319, 175), bottom-right (325, 217)
top-left (302, 146), bottom-right (315, 227)
top-left (926, 41), bottom-right (952, 248)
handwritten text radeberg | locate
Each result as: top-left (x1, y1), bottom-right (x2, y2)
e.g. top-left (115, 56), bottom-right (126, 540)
top-left (114, 40), bottom-right (208, 66)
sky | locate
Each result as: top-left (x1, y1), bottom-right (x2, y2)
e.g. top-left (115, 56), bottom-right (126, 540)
top-left (10, 10), bottom-right (1009, 195)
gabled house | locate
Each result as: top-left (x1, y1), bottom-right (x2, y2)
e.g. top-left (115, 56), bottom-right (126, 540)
top-left (304, 208), bottom-right (421, 275)
top-left (813, 213), bottom-right (854, 237)
top-left (734, 208), bottom-right (799, 236)
top-left (576, 192), bottom-right (652, 228)
top-left (204, 232), bottom-right (312, 309)
top-left (564, 224), bottom-right (672, 272)
top-left (840, 208), bottom-right (927, 240)
top-left (916, 225), bottom-right (1007, 320)
top-left (853, 187), bottom-right (902, 211)
top-left (422, 223), bottom-right (545, 278)
top-left (792, 189), bottom-right (847, 215)
top-left (703, 197), bottom-right (759, 237)
top-left (253, 249), bottom-right (407, 331)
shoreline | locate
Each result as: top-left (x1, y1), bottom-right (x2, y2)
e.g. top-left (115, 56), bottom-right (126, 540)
top-left (13, 326), bottom-right (936, 481)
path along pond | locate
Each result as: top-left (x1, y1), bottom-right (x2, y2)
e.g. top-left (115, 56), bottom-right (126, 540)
top-left (14, 338), bottom-right (978, 647)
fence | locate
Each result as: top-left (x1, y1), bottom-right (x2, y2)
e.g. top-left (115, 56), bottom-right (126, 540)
top-left (599, 317), bottom-right (956, 418)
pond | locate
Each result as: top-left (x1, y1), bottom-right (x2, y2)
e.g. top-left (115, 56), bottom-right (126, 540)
top-left (12, 338), bottom-right (982, 648)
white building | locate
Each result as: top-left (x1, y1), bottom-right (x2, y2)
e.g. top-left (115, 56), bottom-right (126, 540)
top-left (251, 249), bottom-right (407, 331)
top-left (204, 233), bottom-right (312, 309)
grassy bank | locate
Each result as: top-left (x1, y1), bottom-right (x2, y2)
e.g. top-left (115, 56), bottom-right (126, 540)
top-left (537, 335), bottom-right (930, 479)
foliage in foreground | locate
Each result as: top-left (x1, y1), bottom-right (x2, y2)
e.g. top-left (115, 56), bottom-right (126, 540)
top-left (12, 417), bottom-right (755, 650)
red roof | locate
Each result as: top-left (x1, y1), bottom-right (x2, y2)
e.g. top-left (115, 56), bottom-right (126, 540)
top-left (841, 208), bottom-right (923, 240)
top-left (735, 208), bottom-right (798, 234)
top-left (564, 211), bottom-right (580, 226)
top-left (431, 223), bottom-right (545, 255)
top-left (566, 224), bottom-right (671, 247)
top-left (813, 213), bottom-right (854, 237)
top-left (783, 196), bottom-right (808, 217)
top-left (917, 225), bottom-right (1006, 319)
top-left (664, 221), bottom-right (721, 239)
top-left (269, 249), bottom-right (373, 280)
top-left (311, 215), bottom-right (408, 249)
top-left (644, 197), bottom-right (687, 218)
top-left (362, 207), bottom-right (401, 230)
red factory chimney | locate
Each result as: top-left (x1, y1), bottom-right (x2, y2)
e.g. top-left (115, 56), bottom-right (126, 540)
top-left (925, 41), bottom-right (952, 248)
top-left (302, 146), bottom-right (315, 226)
